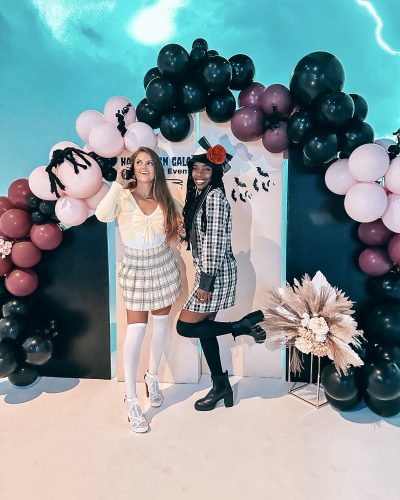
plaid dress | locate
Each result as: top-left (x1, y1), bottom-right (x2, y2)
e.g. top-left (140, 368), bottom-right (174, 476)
top-left (183, 187), bottom-right (237, 313)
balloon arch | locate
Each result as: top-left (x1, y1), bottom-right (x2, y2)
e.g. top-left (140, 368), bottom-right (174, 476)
top-left (1, 38), bottom-right (400, 416)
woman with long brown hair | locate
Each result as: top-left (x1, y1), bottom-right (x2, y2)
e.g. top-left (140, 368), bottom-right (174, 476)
top-left (96, 147), bottom-right (182, 433)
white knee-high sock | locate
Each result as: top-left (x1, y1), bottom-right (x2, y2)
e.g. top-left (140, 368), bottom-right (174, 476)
top-left (123, 323), bottom-right (146, 399)
top-left (148, 314), bottom-right (169, 376)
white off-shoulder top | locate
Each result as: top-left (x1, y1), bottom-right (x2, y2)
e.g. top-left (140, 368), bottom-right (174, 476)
top-left (95, 182), bottom-right (179, 250)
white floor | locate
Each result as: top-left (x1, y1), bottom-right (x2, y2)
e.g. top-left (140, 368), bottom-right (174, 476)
top-left (1, 375), bottom-right (400, 500)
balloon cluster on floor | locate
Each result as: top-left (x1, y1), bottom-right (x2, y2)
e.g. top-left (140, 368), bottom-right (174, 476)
top-left (0, 178), bottom-right (60, 385)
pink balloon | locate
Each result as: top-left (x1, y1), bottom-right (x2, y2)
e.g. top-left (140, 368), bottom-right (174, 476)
top-left (30, 223), bottom-right (62, 250)
top-left (85, 182), bottom-right (110, 210)
top-left (262, 122), bottom-right (288, 154)
top-left (11, 241), bottom-right (42, 268)
top-left (260, 84), bottom-right (293, 118)
top-left (48, 141), bottom-right (79, 161)
top-left (28, 166), bottom-right (58, 201)
top-left (0, 209), bottom-right (32, 239)
top-left (76, 110), bottom-right (106, 143)
top-left (57, 156), bottom-right (103, 199)
top-left (325, 159), bottom-right (357, 195)
top-left (382, 194), bottom-right (400, 233)
top-left (388, 234), bottom-right (400, 264)
top-left (124, 122), bottom-right (157, 152)
top-left (89, 123), bottom-right (124, 158)
top-left (0, 197), bottom-right (13, 216)
top-left (104, 96), bottom-right (136, 127)
top-left (0, 255), bottom-right (12, 276)
top-left (231, 106), bottom-right (264, 142)
top-left (344, 183), bottom-right (387, 223)
top-left (359, 248), bottom-right (393, 277)
top-left (358, 220), bottom-right (393, 246)
top-left (348, 143), bottom-right (389, 182)
top-left (8, 179), bottom-right (33, 210)
top-left (5, 268), bottom-right (38, 297)
top-left (384, 157), bottom-right (400, 194)
top-left (238, 82), bottom-right (266, 107)
top-left (55, 196), bottom-right (89, 226)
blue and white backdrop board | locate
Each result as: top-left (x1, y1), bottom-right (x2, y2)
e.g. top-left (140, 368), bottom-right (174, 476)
top-left (115, 114), bottom-right (283, 382)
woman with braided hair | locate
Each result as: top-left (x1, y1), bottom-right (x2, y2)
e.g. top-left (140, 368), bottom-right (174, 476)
top-left (176, 137), bottom-right (266, 411)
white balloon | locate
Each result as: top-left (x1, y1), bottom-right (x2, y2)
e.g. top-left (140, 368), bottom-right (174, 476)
top-left (76, 110), bottom-right (106, 143)
top-left (382, 193), bottom-right (400, 233)
top-left (89, 123), bottom-right (124, 158)
top-left (348, 143), bottom-right (389, 182)
top-left (384, 157), bottom-right (400, 194)
top-left (104, 96), bottom-right (136, 127)
top-left (344, 182), bottom-right (387, 223)
top-left (325, 159), bottom-right (357, 195)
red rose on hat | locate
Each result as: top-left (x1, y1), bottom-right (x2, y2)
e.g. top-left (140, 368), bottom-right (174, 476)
top-left (206, 145), bottom-right (227, 164)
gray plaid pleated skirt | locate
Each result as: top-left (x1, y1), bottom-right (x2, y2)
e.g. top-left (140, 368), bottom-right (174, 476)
top-left (118, 243), bottom-right (182, 311)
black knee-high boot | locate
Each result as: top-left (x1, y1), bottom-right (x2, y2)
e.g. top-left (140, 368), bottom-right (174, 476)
top-left (176, 310), bottom-right (266, 343)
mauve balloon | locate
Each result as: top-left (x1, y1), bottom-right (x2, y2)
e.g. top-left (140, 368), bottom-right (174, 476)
top-left (262, 122), bottom-right (289, 154)
top-left (11, 241), bottom-right (42, 268)
top-left (231, 106), bottom-right (264, 142)
top-left (5, 268), bottom-right (39, 297)
top-left (358, 247), bottom-right (393, 277)
top-left (238, 82), bottom-right (265, 108)
top-left (358, 220), bottom-right (393, 246)
top-left (388, 234), bottom-right (400, 264)
top-left (260, 84), bottom-right (293, 119)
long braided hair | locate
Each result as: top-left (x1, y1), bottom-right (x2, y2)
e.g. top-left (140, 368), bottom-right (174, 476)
top-left (182, 162), bottom-right (226, 244)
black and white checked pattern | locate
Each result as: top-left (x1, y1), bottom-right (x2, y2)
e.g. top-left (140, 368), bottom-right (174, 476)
top-left (184, 188), bottom-right (237, 313)
top-left (119, 243), bottom-right (182, 311)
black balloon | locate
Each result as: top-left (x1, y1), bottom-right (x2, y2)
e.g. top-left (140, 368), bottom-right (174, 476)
top-left (371, 269), bottom-right (400, 302)
top-left (22, 334), bottom-right (53, 366)
top-left (316, 91), bottom-right (355, 130)
top-left (206, 90), bottom-right (236, 123)
top-left (0, 278), bottom-right (9, 304)
top-left (26, 195), bottom-right (41, 211)
top-left (31, 210), bottom-right (48, 224)
top-left (303, 129), bottom-right (339, 163)
top-left (160, 111), bottom-right (192, 142)
top-left (136, 98), bottom-right (162, 129)
top-left (189, 47), bottom-right (207, 67)
top-left (207, 50), bottom-right (219, 57)
top-left (364, 392), bottom-right (400, 417)
top-left (365, 362), bottom-right (400, 400)
top-left (180, 81), bottom-right (207, 113)
top-left (157, 44), bottom-right (190, 81)
top-left (146, 77), bottom-right (177, 112)
top-left (104, 168), bottom-right (117, 182)
top-left (2, 299), bottom-right (32, 318)
top-left (39, 200), bottom-right (56, 216)
top-left (366, 343), bottom-right (400, 366)
top-left (366, 304), bottom-right (400, 344)
top-left (143, 66), bottom-right (162, 89)
top-left (290, 51), bottom-right (345, 107)
top-left (0, 317), bottom-right (26, 341)
top-left (287, 110), bottom-right (314, 144)
top-left (339, 119), bottom-right (374, 157)
top-left (321, 364), bottom-right (361, 410)
top-left (192, 38), bottom-right (208, 51)
top-left (229, 54), bottom-right (255, 90)
top-left (8, 363), bottom-right (39, 387)
top-left (202, 56), bottom-right (232, 92)
top-left (0, 340), bottom-right (20, 377)
top-left (302, 154), bottom-right (334, 171)
top-left (350, 93), bottom-right (368, 121)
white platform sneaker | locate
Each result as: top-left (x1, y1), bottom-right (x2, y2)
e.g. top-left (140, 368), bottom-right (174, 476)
top-left (124, 396), bottom-right (149, 433)
top-left (144, 371), bottom-right (164, 408)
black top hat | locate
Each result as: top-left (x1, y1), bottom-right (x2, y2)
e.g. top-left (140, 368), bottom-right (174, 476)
top-left (187, 137), bottom-right (232, 173)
